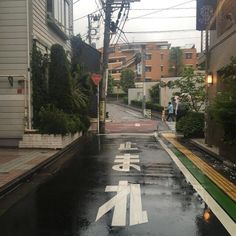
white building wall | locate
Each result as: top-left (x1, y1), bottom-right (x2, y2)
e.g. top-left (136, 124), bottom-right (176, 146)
top-left (0, 0), bottom-right (28, 138)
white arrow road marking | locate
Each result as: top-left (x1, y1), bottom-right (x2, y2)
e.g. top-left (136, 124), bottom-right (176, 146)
top-left (96, 181), bottom-right (130, 226)
top-left (96, 181), bottom-right (148, 226)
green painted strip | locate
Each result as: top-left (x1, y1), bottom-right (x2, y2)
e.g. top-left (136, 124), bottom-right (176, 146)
top-left (171, 148), bottom-right (236, 222)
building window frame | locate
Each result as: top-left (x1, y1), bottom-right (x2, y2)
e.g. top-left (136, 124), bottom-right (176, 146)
top-left (185, 53), bottom-right (193, 59)
top-left (46, 0), bottom-right (70, 39)
top-left (145, 54), bottom-right (152, 60)
top-left (145, 66), bottom-right (152, 72)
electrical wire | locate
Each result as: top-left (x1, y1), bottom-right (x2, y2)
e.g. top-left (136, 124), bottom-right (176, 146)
top-left (74, 8), bottom-right (103, 21)
top-left (73, 0), bottom-right (81, 4)
top-left (130, 7), bottom-right (195, 11)
top-left (130, 16), bottom-right (196, 20)
top-left (124, 29), bottom-right (197, 34)
top-left (128, 0), bottom-right (195, 20)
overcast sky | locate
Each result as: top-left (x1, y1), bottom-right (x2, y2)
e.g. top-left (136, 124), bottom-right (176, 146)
top-left (73, 0), bottom-right (201, 51)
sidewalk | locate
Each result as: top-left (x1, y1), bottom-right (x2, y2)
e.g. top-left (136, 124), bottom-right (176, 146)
top-left (0, 148), bottom-right (58, 196)
top-left (0, 135), bottom-right (84, 197)
top-left (160, 132), bottom-right (236, 223)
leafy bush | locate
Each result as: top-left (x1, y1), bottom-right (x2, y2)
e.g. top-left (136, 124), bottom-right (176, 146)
top-left (149, 83), bottom-right (160, 104)
top-left (131, 100), bottom-right (164, 112)
top-left (146, 102), bottom-right (163, 112)
top-left (123, 96), bottom-right (128, 104)
top-left (210, 57), bottom-right (236, 144)
top-left (49, 44), bottom-right (73, 113)
top-left (38, 105), bottom-right (85, 135)
top-left (176, 112), bottom-right (204, 138)
top-left (131, 100), bottom-right (142, 107)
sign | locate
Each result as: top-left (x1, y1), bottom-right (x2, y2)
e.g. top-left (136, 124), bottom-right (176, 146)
top-left (95, 141), bottom-right (148, 227)
top-left (196, 0), bottom-right (217, 30)
top-left (112, 154), bottom-right (140, 172)
top-left (91, 74), bottom-right (101, 86)
top-left (99, 100), bottom-right (105, 121)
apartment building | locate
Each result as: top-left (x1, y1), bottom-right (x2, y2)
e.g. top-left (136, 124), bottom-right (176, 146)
top-left (201, 0), bottom-right (236, 161)
top-left (107, 41), bottom-right (198, 82)
top-left (0, 0), bottom-right (73, 143)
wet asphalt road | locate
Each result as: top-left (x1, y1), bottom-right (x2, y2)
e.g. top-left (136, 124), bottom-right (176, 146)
top-left (0, 104), bottom-right (230, 236)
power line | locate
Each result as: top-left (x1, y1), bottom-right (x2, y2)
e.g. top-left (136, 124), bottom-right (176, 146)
top-left (128, 0), bottom-right (195, 20)
top-left (132, 16), bottom-right (196, 20)
top-left (74, 8), bottom-right (103, 21)
top-left (73, 0), bottom-right (81, 4)
top-left (130, 7), bottom-right (195, 11)
top-left (124, 29), bottom-right (197, 34)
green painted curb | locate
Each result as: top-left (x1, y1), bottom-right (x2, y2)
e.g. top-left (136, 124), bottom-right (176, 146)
top-left (171, 147), bottom-right (236, 222)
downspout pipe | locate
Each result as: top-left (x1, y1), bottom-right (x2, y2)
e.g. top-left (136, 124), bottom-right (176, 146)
top-left (26, 0), bottom-right (32, 130)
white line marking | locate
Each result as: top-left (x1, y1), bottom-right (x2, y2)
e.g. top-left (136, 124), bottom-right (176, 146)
top-left (130, 183), bottom-right (148, 226)
top-left (96, 181), bottom-right (130, 225)
top-left (96, 181), bottom-right (148, 227)
top-left (157, 138), bottom-right (236, 236)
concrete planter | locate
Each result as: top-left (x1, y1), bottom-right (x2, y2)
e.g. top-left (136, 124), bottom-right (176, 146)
top-left (19, 132), bottom-right (82, 149)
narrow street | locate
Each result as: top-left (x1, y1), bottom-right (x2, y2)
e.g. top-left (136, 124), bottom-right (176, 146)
top-left (0, 103), bottom-right (230, 236)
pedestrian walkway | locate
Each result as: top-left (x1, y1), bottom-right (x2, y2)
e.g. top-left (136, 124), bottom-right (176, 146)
top-left (0, 148), bottom-right (58, 195)
top-left (165, 121), bottom-right (176, 132)
top-left (161, 132), bottom-right (236, 222)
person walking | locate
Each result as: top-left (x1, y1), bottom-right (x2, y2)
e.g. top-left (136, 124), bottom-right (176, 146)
top-left (166, 102), bottom-right (175, 122)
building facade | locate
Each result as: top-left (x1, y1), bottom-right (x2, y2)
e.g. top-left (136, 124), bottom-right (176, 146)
top-left (107, 41), bottom-right (198, 83)
top-left (0, 0), bottom-right (73, 142)
top-left (203, 0), bottom-right (236, 162)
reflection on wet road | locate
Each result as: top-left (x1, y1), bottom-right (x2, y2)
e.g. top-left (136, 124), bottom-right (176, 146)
top-left (0, 135), bottom-right (230, 236)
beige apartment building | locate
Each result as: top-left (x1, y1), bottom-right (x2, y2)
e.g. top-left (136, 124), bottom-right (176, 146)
top-left (107, 41), bottom-right (198, 82)
top-left (0, 0), bottom-right (73, 144)
top-left (199, 0), bottom-right (236, 162)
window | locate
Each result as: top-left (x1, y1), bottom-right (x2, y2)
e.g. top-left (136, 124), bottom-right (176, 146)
top-left (160, 65), bottom-right (164, 72)
top-left (145, 66), bottom-right (152, 72)
top-left (47, 0), bottom-right (70, 35)
top-left (145, 54), bottom-right (152, 60)
top-left (185, 53), bottom-right (193, 59)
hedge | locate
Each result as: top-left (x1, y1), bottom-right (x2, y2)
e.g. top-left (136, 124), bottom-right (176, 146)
top-left (176, 112), bottom-right (204, 138)
top-left (131, 100), bottom-right (164, 112)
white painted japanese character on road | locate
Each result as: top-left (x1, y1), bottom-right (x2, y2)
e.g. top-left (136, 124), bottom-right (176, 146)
top-left (96, 181), bottom-right (148, 226)
top-left (112, 154), bottom-right (141, 172)
top-left (118, 142), bottom-right (138, 151)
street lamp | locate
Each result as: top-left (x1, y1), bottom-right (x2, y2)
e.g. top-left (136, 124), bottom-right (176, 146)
top-left (207, 73), bottom-right (213, 85)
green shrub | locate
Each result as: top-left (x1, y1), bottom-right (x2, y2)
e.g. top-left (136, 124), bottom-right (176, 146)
top-left (176, 112), bottom-right (204, 138)
top-left (131, 100), bottom-right (142, 107)
top-left (131, 100), bottom-right (164, 112)
top-left (123, 96), bottom-right (128, 104)
top-left (38, 105), bottom-right (86, 135)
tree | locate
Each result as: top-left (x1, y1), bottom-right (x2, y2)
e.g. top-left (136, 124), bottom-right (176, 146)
top-left (31, 42), bottom-right (48, 127)
top-left (107, 73), bottom-right (114, 95)
top-left (173, 67), bottom-right (206, 112)
top-left (120, 68), bottom-right (135, 93)
top-left (169, 47), bottom-right (183, 76)
top-left (149, 83), bottom-right (160, 104)
top-left (210, 57), bottom-right (236, 143)
top-left (48, 44), bottom-right (73, 113)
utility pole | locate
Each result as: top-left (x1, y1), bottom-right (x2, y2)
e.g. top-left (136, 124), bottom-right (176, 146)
top-left (100, 0), bottom-right (113, 133)
top-left (141, 44), bottom-right (146, 116)
top-left (100, 0), bottom-right (140, 133)
top-left (87, 14), bottom-right (92, 45)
